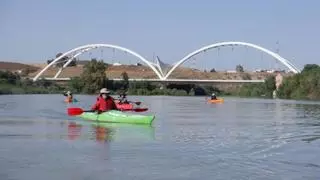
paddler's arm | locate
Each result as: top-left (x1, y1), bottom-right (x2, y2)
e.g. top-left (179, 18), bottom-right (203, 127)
top-left (111, 98), bottom-right (119, 111)
top-left (91, 98), bottom-right (100, 111)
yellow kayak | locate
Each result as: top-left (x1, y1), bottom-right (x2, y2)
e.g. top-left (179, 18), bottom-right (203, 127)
top-left (207, 98), bottom-right (224, 103)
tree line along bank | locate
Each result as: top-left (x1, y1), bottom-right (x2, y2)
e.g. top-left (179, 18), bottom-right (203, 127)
top-left (0, 60), bottom-right (319, 100)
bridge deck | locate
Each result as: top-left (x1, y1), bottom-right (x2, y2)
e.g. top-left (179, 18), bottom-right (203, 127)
top-left (32, 77), bottom-right (264, 83)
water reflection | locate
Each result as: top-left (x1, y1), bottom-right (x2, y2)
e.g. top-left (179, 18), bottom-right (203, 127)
top-left (280, 103), bottom-right (320, 120)
top-left (67, 121), bottom-right (155, 143)
top-left (301, 135), bottom-right (320, 143)
top-left (92, 125), bottom-right (113, 143)
top-left (67, 122), bottom-right (82, 140)
top-left (276, 103), bottom-right (320, 143)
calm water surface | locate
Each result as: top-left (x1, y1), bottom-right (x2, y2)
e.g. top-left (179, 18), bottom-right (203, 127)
top-left (0, 95), bottom-right (320, 180)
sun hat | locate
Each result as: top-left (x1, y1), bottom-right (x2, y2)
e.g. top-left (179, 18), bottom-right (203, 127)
top-left (100, 88), bottom-right (110, 94)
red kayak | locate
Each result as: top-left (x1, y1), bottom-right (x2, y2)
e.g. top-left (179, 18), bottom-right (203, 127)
top-left (116, 103), bottom-right (133, 110)
top-left (116, 103), bottom-right (148, 112)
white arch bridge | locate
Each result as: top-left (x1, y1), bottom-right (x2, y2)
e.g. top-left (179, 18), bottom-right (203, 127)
top-left (32, 41), bottom-right (301, 82)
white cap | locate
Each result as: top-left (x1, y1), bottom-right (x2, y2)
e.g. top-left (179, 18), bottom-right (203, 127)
top-left (100, 88), bottom-right (110, 94)
top-left (212, 93), bottom-right (215, 96)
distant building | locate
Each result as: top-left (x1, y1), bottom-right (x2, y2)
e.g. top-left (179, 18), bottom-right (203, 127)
top-left (267, 69), bottom-right (275, 73)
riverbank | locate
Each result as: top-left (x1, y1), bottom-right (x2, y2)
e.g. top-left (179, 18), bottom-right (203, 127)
top-left (0, 71), bottom-right (64, 95)
top-left (1, 63), bottom-right (319, 100)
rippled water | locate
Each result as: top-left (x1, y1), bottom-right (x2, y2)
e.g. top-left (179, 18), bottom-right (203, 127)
top-left (0, 95), bottom-right (320, 180)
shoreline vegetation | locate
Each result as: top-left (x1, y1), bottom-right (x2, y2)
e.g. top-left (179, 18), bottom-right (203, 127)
top-left (1, 60), bottom-right (319, 100)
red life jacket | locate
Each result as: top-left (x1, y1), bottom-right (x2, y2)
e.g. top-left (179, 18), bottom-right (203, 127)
top-left (91, 96), bottom-right (117, 111)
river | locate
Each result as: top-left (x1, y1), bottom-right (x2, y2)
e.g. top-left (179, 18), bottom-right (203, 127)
top-left (0, 95), bottom-right (320, 180)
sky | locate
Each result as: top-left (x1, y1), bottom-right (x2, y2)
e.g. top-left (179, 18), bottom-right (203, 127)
top-left (1, 0), bottom-right (320, 71)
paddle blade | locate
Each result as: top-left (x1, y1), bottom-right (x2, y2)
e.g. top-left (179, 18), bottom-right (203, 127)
top-left (133, 108), bottom-right (148, 112)
top-left (67, 108), bottom-right (84, 116)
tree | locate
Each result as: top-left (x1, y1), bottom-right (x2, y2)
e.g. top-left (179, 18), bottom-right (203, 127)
top-left (264, 75), bottom-right (276, 97)
top-left (277, 66), bottom-right (320, 100)
top-left (0, 70), bottom-right (20, 84)
top-left (237, 75), bottom-right (276, 98)
top-left (121, 71), bottom-right (129, 90)
top-left (68, 59), bottom-right (77, 67)
top-left (80, 59), bottom-right (107, 94)
top-left (47, 57), bottom-right (77, 67)
top-left (20, 78), bottom-right (33, 87)
top-left (68, 77), bottom-right (84, 93)
top-left (45, 53), bottom-right (71, 68)
top-left (302, 64), bottom-right (320, 73)
top-left (236, 65), bottom-right (244, 72)
top-left (56, 53), bottom-right (63, 58)
top-left (264, 75), bottom-right (276, 92)
top-left (34, 78), bottom-right (53, 88)
top-left (210, 68), bottom-right (216, 72)
top-left (55, 53), bottom-right (68, 67)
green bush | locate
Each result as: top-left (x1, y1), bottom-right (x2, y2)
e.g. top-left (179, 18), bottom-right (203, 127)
top-left (277, 64), bottom-right (320, 100)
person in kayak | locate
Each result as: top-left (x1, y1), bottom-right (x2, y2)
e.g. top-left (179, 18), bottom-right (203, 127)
top-left (91, 88), bottom-right (118, 113)
top-left (118, 92), bottom-right (129, 104)
top-left (63, 91), bottom-right (73, 102)
top-left (211, 93), bottom-right (217, 100)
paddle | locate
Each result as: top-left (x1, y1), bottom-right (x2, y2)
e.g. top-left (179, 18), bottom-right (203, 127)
top-left (67, 107), bottom-right (95, 116)
top-left (121, 108), bottom-right (148, 112)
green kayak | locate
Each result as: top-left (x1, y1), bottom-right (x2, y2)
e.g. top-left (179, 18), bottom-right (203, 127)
top-left (77, 110), bottom-right (155, 125)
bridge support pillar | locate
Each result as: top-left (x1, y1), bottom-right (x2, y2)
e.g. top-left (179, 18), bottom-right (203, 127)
top-left (159, 82), bottom-right (167, 90)
top-left (273, 90), bottom-right (277, 99)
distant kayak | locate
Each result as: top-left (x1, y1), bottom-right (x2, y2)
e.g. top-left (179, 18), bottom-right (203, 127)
top-left (207, 98), bottom-right (224, 103)
top-left (116, 103), bottom-right (133, 110)
top-left (77, 110), bottom-right (155, 125)
top-left (116, 102), bottom-right (148, 112)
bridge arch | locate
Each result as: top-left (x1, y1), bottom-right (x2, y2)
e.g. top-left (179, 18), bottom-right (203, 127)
top-left (164, 41), bottom-right (301, 79)
top-left (32, 44), bottom-right (163, 81)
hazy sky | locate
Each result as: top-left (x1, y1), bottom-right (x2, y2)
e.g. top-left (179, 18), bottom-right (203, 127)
top-left (1, 0), bottom-right (319, 70)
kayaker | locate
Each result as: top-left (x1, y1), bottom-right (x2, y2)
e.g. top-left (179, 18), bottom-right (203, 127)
top-left (91, 88), bottom-right (118, 113)
top-left (64, 91), bottom-right (73, 102)
top-left (118, 92), bottom-right (129, 104)
top-left (211, 93), bottom-right (217, 100)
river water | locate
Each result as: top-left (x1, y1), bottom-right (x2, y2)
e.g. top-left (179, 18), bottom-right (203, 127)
top-left (0, 95), bottom-right (320, 180)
